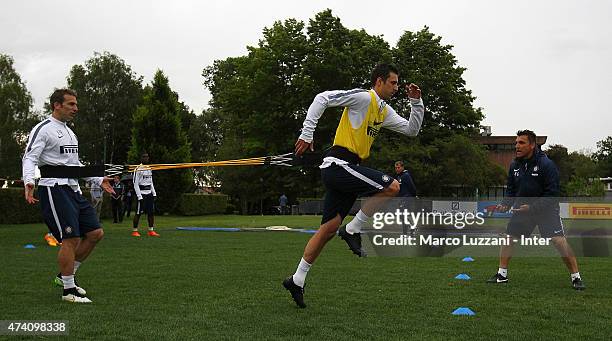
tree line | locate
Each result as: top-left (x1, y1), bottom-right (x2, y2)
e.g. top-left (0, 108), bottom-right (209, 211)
top-left (1, 10), bottom-right (610, 213)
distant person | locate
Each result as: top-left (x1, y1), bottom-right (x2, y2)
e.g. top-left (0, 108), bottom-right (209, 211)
top-left (124, 182), bottom-right (134, 217)
top-left (89, 179), bottom-right (104, 221)
top-left (394, 160), bottom-right (417, 234)
top-left (487, 130), bottom-right (585, 290)
top-left (132, 153), bottom-right (159, 237)
top-left (394, 160), bottom-right (417, 197)
top-left (279, 193), bottom-right (288, 215)
top-left (111, 175), bottom-right (124, 223)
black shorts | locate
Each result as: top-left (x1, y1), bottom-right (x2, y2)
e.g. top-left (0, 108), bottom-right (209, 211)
top-left (136, 194), bottom-right (155, 215)
top-left (38, 185), bottom-right (101, 242)
top-left (507, 212), bottom-right (565, 238)
top-left (320, 163), bottom-right (395, 224)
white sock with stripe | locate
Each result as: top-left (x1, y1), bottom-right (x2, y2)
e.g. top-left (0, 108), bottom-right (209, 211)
top-left (346, 210), bottom-right (369, 234)
top-left (62, 275), bottom-right (76, 289)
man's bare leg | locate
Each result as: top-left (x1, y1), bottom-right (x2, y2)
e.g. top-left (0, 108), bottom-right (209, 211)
top-left (74, 229), bottom-right (104, 263)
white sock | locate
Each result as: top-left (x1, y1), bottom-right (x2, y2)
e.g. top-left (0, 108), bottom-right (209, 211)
top-left (571, 272), bottom-right (581, 281)
top-left (346, 210), bottom-right (369, 234)
top-left (62, 275), bottom-right (76, 290)
top-left (292, 258), bottom-right (311, 288)
top-left (73, 261), bottom-right (81, 275)
top-left (498, 267), bottom-right (508, 277)
top-left (149, 227), bottom-right (155, 231)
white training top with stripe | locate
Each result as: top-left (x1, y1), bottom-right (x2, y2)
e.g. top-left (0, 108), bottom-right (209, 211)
top-left (22, 115), bottom-right (103, 192)
top-left (299, 88), bottom-right (425, 169)
top-left (133, 166), bottom-right (156, 200)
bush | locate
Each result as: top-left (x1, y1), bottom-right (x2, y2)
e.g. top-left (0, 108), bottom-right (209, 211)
top-left (0, 188), bottom-right (113, 225)
top-left (0, 188), bottom-right (42, 224)
top-left (175, 194), bottom-right (228, 216)
top-left (0, 189), bottom-right (226, 225)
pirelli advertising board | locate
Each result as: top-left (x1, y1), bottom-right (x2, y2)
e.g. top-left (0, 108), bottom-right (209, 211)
top-left (569, 203), bottom-right (612, 219)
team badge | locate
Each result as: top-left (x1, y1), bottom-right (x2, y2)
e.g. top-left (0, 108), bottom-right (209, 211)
top-left (382, 175), bottom-right (390, 182)
top-left (533, 165), bottom-right (538, 172)
top-left (65, 226), bottom-right (73, 234)
top-left (57, 130), bottom-right (64, 138)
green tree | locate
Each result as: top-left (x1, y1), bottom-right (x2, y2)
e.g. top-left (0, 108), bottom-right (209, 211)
top-left (594, 136), bottom-right (612, 177)
top-left (0, 54), bottom-right (39, 180)
top-left (569, 151), bottom-right (599, 179)
top-left (67, 52), bottom-right (143, 165)
top-left (203, 10), bottom-right (495, 208)
top-left (545, 144), bottom-right (573, 188)
top-left (128, 70), bottom-right (191, 213)
top-left (188, 108), bottom-right (223, 189)
top-left (371, 26), bottom-right (492, 194)
top-left (545, 144), bottom-right (602, 196)
top-left (566, 177), bottom-right (605, 197)
top-left (393, 27), bottom-right (484, 142)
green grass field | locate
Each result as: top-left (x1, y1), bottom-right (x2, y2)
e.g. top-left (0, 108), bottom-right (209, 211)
top-left (1, 215), bottom-right (611, 340)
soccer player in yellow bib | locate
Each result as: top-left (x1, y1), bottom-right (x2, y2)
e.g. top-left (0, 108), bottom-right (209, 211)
top-left (283, 64), bottom-right (425, 308)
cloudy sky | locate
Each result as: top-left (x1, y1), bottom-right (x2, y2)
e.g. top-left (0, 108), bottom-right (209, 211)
top-left (2, 0), bottom-right (610, 151)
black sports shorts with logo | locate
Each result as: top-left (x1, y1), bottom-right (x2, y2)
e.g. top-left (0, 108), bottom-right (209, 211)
top-left (507, 211), bottom-right (565, 238)
top-left (136, 193), bottom-right (155, 215)
top-left (38, 185), bottom-right (101, 242)
top-left (320, 162), bottom-right (394, 224)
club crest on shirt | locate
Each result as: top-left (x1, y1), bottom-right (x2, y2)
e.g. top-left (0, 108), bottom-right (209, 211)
top-left (533, 165), bottom-right (538, 172)
top-left (382, 175), bottom-right (390, 183)
top-left (57, 130), bottom-right (64, 138)
top-left (65, 226), bottom-right (73, 234)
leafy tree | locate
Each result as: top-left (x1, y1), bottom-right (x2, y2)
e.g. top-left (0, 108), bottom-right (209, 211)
top-left (188, 108), bottom-right (223, 188)
top-left (545, 144), bottom-right (602, 196)
top-left (545, 144), bottom-right (573, 186)
top-left (569, 151), bottom-right (599, 179)
top-left (128, 70), bottom-right (191, 213)
top-left (67, 52), bottom-right (143, 165)
top-left (393, 27), bottom-right (484, 142)
top-left (0, 54), bottom-right (40, 180)
top-left (203, 10), bottom-right (496, 209)
top-left (594, 136), bottom-right (612, 177)
top-left (566, 177), bottom-right (605, 197)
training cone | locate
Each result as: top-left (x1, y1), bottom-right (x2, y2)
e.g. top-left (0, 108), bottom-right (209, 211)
top-left (455, 273), bottom-right (471, 280)
top-left (24, 244), bottom-right (36, 249)
top-left (462, 257), bottom-right (474, 262)
top-left (452, 307), bottom-right (475, 316)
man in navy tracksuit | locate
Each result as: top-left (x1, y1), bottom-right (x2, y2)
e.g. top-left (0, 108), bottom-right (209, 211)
top-left (487, 130), bottom-right (585, 290)
top-left (394, 160), bottom-right (417, 234)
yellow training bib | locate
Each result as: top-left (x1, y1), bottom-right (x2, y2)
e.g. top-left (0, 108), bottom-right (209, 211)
top-left (332, 90), bottom-right (387, 160)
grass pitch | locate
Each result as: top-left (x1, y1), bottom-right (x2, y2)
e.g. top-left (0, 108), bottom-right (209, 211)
top-left (1, 215), bottom-right (611, 340)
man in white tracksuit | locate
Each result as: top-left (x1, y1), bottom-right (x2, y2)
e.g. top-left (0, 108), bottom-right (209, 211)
top-left (22, 88), bottom-right (114, 303)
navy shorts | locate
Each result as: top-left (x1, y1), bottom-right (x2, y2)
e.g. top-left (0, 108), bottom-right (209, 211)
top-left (507, 212), bottom-right (565, 238)
top-left (38, 185), bottom-right (101, 242)
top-left (136, 194), bottom-right (155, 215)
top-left (320, 163), bottom-right (395, 224)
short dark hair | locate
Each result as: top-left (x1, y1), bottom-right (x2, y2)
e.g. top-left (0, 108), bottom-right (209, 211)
top-left (49, 88), bottom-right (77, 111)
top-left (371, 63), bottom-right (399, 87)
top-left (517, 130), bottom-right (537, 144)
